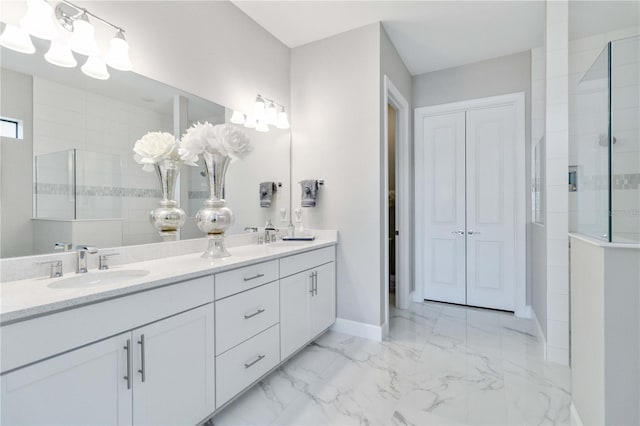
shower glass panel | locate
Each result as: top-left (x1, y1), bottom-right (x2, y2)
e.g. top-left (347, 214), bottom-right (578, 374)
top-left (35, 149), bottom-right (122, 219)
top-left (611, 37), bottom-right (640, 243)
top-left (575, 36), bottom-right (640, 243)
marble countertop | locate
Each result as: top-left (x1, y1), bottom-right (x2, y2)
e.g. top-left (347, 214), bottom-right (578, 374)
top-left (1, 238), bottom-right (337, 325)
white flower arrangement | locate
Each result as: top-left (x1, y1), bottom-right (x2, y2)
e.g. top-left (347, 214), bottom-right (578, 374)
top-left (180, 122), bottom-right (252, 162)
top-left (133, 131), bottom-right (199, 172)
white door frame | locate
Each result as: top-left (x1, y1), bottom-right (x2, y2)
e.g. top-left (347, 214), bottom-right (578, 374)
top-left (414, 92), bottom-right (529, 318)
top-left (383, 75), bottom-right (411, 335)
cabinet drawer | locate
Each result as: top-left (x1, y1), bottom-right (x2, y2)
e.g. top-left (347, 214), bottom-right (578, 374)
top-left (215, 281), bottom-right (279, 355)
top-left (215, 260), bottom-right (278, 300)
top-left (280, 246), bottom-right (335, 278)
top-left (215, 324), bottom-right (279, 407)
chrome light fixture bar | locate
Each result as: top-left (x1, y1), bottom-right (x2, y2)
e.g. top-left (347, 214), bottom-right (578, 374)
top-left (230, 94), bottom-right (290, 132)
top-left (0, 0), bottom-right (133, 81)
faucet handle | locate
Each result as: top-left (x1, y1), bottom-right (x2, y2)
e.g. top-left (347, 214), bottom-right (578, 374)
top-left (244, 227), bottom-right (259, 233)
top-left (99, 253), bottom-right (120, 270)
top-left (76, 245), bottom-right (98, 254)
top-left (37, 260), bottom-right (63, 278)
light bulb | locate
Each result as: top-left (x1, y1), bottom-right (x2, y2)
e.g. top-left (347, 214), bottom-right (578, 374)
top-left (230, 110), bottom-right (245, 124)
top-left (105, 30), bottom-right (132, 71)
top-left (0, 24), bottom-right (35, 54)
top-left (45, 39), bottom-right (77, 67)
top-left (244, 115), bottom-right (257, 129)
top-left (254, 95), bottom-right (265, 119)
top-left (266, 101), bottom-right (277, 125)
top-left (81, 56), bottom-right (109, 80)
top-left (277, 108), bottom-right (290, 129)
top-left (20, 0), bottom-right (58, 41)
top-left (256, 118), bottom-right (269, 132)
top-left (70, 12), bottom-right (99, 56)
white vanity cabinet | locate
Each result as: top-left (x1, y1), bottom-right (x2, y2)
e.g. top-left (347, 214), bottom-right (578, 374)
top-left (1, 332), bottom-right (133, 425)
top-left (280, 247), bottom-right (336, 360)
top-left (1, 275), bottom-right (215, 426)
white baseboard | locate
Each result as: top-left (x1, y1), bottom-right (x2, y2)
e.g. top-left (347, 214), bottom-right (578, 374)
top-left (532, 309), bottom-right (547, 361)
top-left (570, 403), bottom-right (584, 426)
top-left (515, 304), bottom-right (532, 319)
top-left (331, 318), bottom-right (383, 342)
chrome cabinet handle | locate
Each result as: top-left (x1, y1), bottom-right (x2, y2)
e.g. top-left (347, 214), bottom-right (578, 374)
top-left (313, 271), bottom-right (318, 296)
top-left (243, 273), bottom-right (265, 282)
top-left (244, 354), bottom-right (266, 369)
top-left (309, 272), bottom-right (315, 295)
top-left (124, 339), bottom-right (132, 390)
top-left (137, 334), bottom-right (146, 382)
top-left (451, 230), bottom-right (465, 236)
top-left (244, 308), bottom-right (266, 319)
top-left (467, 230), bottom-right (480, 235)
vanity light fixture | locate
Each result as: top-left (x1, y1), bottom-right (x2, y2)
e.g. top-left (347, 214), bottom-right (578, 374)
top-left (20, 0), bottom-right (59, 41)
top-left (0, 24), bottom-right (36, 54)
top-left (0, 0), bottom-right (132, 80)
top-left (234, 95), bottom-right (289, 132)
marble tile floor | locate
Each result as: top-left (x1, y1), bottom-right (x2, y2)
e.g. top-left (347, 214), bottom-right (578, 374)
top-left (211, 301), bottom-right (571, 426)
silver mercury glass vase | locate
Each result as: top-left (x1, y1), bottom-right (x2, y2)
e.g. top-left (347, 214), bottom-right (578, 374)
top-left (149, 159), bottom-right (186, 241)
top-left (196, 150), bottom-right (234, 258)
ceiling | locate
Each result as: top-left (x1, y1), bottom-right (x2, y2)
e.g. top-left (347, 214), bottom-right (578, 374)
top-left (233, 0), bottom-right (639, 76)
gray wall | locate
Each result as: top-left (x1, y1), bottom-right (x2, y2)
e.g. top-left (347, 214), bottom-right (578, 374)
top-left (291, 23), bottom-right (383, 327)
top-left (412, 50), bottom-right (533, 305)
top-left (532, 223), bottom-right (547, 335)
top-left (1, 69), bottom-right (33, 258)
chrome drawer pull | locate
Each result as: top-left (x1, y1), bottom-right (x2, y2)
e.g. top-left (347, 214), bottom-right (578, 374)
top-left (244, 308), bottom-right (266, 319)
top-left (243, 273), bottom-right (265, 282)
top-left (123, 339), bottom-right (132, 390)
top-left (244, 354), bottom-right (266, 369)
top-left (137, 334), bottom-right (146, 382)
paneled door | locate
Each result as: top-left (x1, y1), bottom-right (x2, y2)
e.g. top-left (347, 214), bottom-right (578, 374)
top-left (416, 95), bottom-right (522, 312)
top-left (465, 105), bottom-right (516, 311)
top-left (419, 112), bottom-right (467, 305)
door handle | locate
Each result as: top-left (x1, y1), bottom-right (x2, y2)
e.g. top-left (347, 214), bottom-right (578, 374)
top-left (243, 273), bottom-right (264, 282)
top-left (313, 271), bottom-right (318, 296)
top-left (244, 354), bottom-right (266, 369)
top-left (467, 230), bottom-right (480, 235)
top-left (244, 308), bottom-right (266, 319)
top-left (309, 272), bottom-right (315, 295)
top-left (451, 230), bottom-right (465, 236)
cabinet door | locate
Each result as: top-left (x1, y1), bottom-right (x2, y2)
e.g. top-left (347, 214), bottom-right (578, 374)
top-left (1, 333), bottom-right (132, 425)
top-left (310, 262), bottom-right (336, 338)
top-left (132, 304), bottom-right (215, 426)
top-left (280, 271), bottom-right (313, 360)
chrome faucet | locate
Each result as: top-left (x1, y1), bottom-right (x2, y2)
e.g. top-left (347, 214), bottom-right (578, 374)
top-left (76, 245), bottom-right (98, 273)
top-left (264, 226), bottom-right (278, 244)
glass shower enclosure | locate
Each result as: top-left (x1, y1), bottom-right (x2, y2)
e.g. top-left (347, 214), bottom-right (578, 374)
top-left (574, 36), bottom-right (640, 243)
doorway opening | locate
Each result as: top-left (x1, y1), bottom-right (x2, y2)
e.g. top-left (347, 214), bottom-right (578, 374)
top-left (388, 103), bottom-right (398, 309)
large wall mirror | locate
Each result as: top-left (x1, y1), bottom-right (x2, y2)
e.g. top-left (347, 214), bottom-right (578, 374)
top-left (0, 46), bottom-right (291, 258)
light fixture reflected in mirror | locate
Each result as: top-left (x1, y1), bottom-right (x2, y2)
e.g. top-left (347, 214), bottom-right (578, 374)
top-left (230, 110), bottom-right (245, 124)
top-left (237, 94), bottom-right (289, 132)
top-left (0, 24), bottom-right (36, 54)
top-left (256, 118), bottom-right (269, 132)
top-left (244, 115), bottom-right (257, 128)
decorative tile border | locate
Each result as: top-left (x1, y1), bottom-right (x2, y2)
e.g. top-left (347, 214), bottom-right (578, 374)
top-left (35, 183), bottom-right (162, 198)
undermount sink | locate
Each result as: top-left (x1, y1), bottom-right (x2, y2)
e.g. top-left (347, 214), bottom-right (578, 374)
top-left (48, 269), bottom-right (150, 289)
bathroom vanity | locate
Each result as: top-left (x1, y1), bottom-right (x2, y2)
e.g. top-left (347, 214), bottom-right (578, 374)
top-left (0, 237), bottom-right (336, 425)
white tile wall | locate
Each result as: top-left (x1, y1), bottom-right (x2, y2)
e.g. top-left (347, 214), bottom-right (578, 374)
top-left (545, 0), bottom-right (570, 365)
top-left (33, 77), bottom-right (173, 245)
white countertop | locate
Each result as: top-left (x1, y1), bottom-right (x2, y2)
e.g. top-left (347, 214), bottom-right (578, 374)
top-left (1, 238), bottom-right (337, 325)
top-left (569, 233), bottom-right (640, 250)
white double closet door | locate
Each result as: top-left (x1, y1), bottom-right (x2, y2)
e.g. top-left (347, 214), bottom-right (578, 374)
top-left (418, 103), bottom-right (518, 311)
